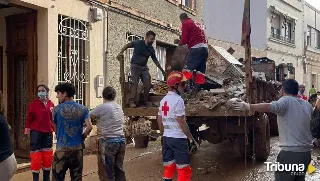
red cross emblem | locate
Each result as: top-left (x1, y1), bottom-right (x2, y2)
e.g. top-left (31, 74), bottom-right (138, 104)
top-left (162, 101), bottom-right (170, 116)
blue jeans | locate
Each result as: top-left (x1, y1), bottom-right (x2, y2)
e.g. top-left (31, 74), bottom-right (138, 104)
top-left (98, 138), bottom-right (126, 181)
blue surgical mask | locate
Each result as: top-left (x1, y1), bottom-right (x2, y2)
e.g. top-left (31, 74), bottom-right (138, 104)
top-left (38, 92), bottom-right (47, 99)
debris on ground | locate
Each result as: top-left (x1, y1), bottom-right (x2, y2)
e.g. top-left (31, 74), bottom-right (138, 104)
top-left (149, 72), bottom-right (282, 111)
top-left (124, 117), bottom-right (152, 137)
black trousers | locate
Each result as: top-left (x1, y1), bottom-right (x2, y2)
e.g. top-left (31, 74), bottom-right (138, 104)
top-left (275, 150), bottom-right (311, 181)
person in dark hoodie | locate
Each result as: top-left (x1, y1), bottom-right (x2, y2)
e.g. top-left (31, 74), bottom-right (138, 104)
top-left (0, 90), bottom-right (17, 181)
top-left (24, 85), bottom-right (55, 181)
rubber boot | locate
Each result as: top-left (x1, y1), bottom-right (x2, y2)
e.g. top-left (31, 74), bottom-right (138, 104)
top-left (163, 163), bottom-right (176, 181)
top-left (32, 172), bottom-right (40, 181)
top-left (43, 170), bottom-right (50, 181)
top-left (177, 166), bottom-right (192, 181)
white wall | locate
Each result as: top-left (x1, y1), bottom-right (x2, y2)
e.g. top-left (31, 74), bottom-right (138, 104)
top-left (204, 0), bottom-right (267, 50)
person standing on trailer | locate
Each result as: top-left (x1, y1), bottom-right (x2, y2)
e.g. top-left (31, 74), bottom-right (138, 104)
top-left (52, 83), bottom-right (93, 181)
top-left (178, 13), bottom-right (208, 88)
top-left (90, 86), bottom-right (126, 181)
top-left (24, 85), bottom-right (55, 181)
top-left (228, 79), bottom-right (313, 181)
top-left (157, 71), bottom-right (197, 181)
top-left (117, 31), bottom-right (166, 108)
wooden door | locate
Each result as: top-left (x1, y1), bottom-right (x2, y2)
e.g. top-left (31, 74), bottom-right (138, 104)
top-left (6, 12), bottom-right (37, 158)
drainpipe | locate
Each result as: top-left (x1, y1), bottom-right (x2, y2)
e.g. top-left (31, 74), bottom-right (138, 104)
top-left (103, 7), bottom-right (109, 87)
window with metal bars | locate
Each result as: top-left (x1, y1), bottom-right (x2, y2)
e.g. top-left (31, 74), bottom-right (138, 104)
top-left (181, 0), bottom-right (195, 10)
top-left (125, 33), bottom-right (143, 78)
top-left (58, 15), bottom-right (90, 105)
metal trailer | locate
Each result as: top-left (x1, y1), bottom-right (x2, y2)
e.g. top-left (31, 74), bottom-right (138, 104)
top-left (119, 45), bottom-right (280, 162)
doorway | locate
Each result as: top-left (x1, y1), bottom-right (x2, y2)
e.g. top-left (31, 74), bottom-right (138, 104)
top-left (5, 11), bottom-right (37, 158)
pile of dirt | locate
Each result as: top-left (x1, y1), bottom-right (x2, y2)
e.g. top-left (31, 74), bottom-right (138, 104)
top-left (152, 81), bottom-right (169, 95)
top-left (124, 117), bottom-right (152, 137)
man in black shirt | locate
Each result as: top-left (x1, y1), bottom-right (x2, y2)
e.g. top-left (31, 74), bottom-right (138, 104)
top-left (118, 31), bottom-right (166, 108)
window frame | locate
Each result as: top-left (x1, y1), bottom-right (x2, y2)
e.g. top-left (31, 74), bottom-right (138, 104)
top-left (180, 0), bottom-right (196, 14)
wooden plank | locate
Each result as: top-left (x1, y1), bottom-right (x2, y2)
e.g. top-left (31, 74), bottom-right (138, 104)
top-left (124, 107), bottom-right (253, 117)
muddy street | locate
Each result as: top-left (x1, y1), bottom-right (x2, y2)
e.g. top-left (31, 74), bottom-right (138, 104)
top-left (12, 136), bottom-right (320, 181)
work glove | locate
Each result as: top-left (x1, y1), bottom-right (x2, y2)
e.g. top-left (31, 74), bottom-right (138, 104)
top-left (227, 98), bottom-right (250, 111)
top-left (189, 138), bottom-right (199, 155)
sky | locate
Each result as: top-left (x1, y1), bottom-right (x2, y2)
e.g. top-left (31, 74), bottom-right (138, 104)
top-left (306, 0), bottom-right (320, 10)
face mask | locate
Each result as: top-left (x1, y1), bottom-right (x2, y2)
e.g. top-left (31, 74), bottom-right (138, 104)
top-left (38, 92), bottom-right (47, 99)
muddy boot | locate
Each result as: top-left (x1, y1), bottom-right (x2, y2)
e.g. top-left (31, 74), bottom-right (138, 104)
top-left (129, 102), bottom-right (137, 108)
top-left (43, 170), bottom-right (50, 181)
top-left (32, 172), bottom-right (39, 181)
top-left (144, 101), bottom-right (153, 108)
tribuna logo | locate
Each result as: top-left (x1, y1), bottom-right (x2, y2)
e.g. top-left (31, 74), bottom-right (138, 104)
top-left (264, 162), bottom-right (305, 172)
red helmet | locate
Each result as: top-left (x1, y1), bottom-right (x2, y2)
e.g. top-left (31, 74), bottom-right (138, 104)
top-left (167, 71), bottom-right (187, 86)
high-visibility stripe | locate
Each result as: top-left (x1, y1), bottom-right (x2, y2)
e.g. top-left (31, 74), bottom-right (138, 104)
top-left (182, 71), bottom-right (193, 80)
top-left (177, 164), bottom-right (190, 169)
top-left (195, 73), bottom-right (205, 85)
top-left (177, 166), bottom-right (192, 181)
top-left (42, 150), bottom-right (53, 169)
top-left (163, 160), bottom-right (176, 166)
top-left (163, 162), bottom-right (176, 179)
top-left (30, 152), bottom-right (42, 171)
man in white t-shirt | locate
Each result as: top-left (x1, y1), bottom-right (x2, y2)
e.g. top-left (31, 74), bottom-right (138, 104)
top-left (157, 71), bottom-right (197, 181)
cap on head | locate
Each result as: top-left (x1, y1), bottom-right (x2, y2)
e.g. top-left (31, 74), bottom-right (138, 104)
top-left (167, 71), bottom-right (187, 86)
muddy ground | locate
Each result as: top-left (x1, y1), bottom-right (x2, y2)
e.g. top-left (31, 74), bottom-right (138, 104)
top-left (12, 136), bottom-right (320, 181)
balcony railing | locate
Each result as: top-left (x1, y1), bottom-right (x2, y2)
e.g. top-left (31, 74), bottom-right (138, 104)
top-left (271, 30), bottom-right (295, 45)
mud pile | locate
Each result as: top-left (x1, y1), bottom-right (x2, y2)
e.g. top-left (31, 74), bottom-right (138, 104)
top-left (184, 74), bottom-right (281, 109)
top-left (152, 81), bottom-right (169, 95)
top-left (124, 117), bottom-right (152, 137)
top-left (184, 78), bottom-right (245, 109)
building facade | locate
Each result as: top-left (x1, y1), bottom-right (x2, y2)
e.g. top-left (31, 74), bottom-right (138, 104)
top-left (0, 0), bottom-right (204, 157)
top-left (304, 2), bottom-right (320, 95)
top-left (204, 0), bottom-right (305, 84)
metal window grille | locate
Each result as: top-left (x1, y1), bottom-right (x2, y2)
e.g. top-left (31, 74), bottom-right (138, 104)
top-left (181, 0), bottom-right (194, 9)
top-left (58, 15), bottom-right (89, 105)
top-left (156, 45), bottom-right (166, 81)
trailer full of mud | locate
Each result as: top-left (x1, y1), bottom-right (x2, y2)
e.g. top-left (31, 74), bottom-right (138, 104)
top-left (119, 45), bottom-right (281, 161)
